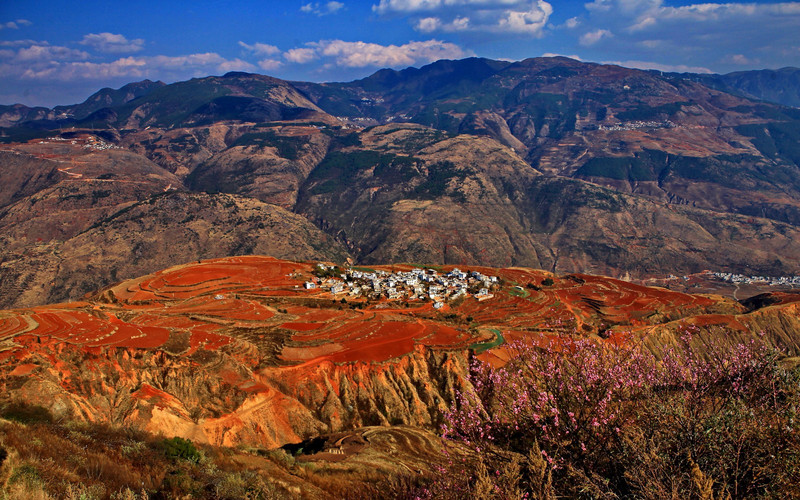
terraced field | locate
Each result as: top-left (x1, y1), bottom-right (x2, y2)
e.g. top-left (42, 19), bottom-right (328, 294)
top-left (1, 256), bottom-right (797, 448)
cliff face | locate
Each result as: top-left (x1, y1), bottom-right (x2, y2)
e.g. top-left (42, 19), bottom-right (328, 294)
top-left (261, 347), bottom-right (471, 432)
top-left (3, 319), bottom-right (472, 449)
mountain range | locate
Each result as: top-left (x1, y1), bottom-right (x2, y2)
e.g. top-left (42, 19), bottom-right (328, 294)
top-left (2, 57), bottom-right (800, 308)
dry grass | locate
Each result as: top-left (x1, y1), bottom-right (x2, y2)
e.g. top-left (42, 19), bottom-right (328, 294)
top-left (0, 402), bottom-right (452, 499)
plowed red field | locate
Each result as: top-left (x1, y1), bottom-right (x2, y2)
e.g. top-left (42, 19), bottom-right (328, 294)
top-left (0, 256), bottom-right (747, 374)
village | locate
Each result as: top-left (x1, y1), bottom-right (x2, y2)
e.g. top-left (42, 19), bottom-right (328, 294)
top-left (593, 119), bottom-right (676, 131)
top-left (304, 263), bottom-right (499, 309)
top-left (712, 271), bottom-right (800, 287)
top-left (639, 269), bottom-right (800, 297)
top-left (39, 134), bottom-right (121, 151)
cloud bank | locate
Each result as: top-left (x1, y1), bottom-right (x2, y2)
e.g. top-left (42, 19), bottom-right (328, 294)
top-left (574, 0), bottom-right (800, 69)
top-left (79, 33), bottom-right (144, 53)
top-left (374, 0), bottom-right (553, 36)
top-left (300, 1), bottom-right (345, 15)
top-left (283, 39), bottom-right (470, 68)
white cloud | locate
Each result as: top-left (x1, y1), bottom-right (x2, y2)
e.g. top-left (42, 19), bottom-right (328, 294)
top-left (603, 59), bottom-right (713, 74)
top-left (147, 53), bottom-right (254, 71)
top-left (258, 58), bottom-right (283, 71)
top-left (415, 15), bottom-right (470, 31)
top-left (627, 15), bottom-right (655, 31)
top-left (238, 41), bottom-right (280, 56)
top-left (0, 39), bottom-right (46, 48)
top-left (20, 57), bottom-right (148, 80)
top-left (373, 0), bottom-right (531, 14)
top-left (284, 39), bottom-right (470, 68)
top-left (79, 33), bottom-right (145, 53)
top-left (16, 44), bottom-right (90, 62)
top-left (3, 41), bottom-right (257, 82)
top-left (579, 28), bottom-right (612, 46)
top-left (416, 17), bottom-right (442, 31)
top-left (541, 52), bottom-right (583, 60)
top-left (374, 0), bottom-right (552, 37)
top-left (573, 0), bottom-right (800, 71)
top-left (639, 39), bottom-right (661, 48)
top-left (659, 2), bottom-right (800, 22)
top-left (584, 0), bottom-right (613, 12)
top-left (217, 58), bottom-right (257, 73)
top-left (284, 47), bottom-right (318, 64)
top-left (726, 53), bottom-right (756, 65)
top-left (497, 1), bottom-right (552, 34)
top-left (451, 16), bottom-right (471, 30)
top-left (301, 1), bottom-right (345, 15)
top-left (565, 17), bottom-right (580, 28)
top-left (372, 0), bottom-right (444, 13)
top-left (0, 19), bottom-right (32, 30)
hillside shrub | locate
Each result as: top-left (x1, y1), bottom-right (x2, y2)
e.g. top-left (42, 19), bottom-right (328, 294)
top-left (0, 402), bottom-right (53, 424)
top-left (161, 437), bottom-right (202, 463)
top-left (431, 330), bottom-right (800, 499)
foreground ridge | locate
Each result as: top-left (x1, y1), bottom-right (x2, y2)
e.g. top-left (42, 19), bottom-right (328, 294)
top-left (2, 256), bottom-right (799, 450)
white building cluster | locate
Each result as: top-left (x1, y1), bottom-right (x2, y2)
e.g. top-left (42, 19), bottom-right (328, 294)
top-left (40, 135), bottom-right (120, 150)
top-left (306, 264), bottom-right (498, 304)
top-left (713, 272), bottom-right (800, 286)
top-left (594, 120), bottom-right (675, 131)
top-left (82, 137), bottom-right (119, 151)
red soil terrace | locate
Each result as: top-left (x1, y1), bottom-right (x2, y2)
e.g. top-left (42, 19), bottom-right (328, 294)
top-left (0, 256), bottom-right (747, 370)
top-left (1, 256), bottom-right (788, 448)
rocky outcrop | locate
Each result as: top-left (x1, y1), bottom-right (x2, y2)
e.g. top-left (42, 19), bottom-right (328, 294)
top-left (3, 335), bottom-right (472, 448)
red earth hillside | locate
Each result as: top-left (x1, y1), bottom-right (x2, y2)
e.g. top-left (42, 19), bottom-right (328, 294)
top-left (1, 256), bottom-right (799, 448)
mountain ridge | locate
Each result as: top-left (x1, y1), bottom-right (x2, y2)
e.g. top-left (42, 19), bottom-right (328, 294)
top-left (3, 57), bottom-right (800, 307)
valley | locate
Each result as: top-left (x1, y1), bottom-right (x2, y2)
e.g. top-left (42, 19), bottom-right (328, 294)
top-left (2, 58), bottom-right (800, 311)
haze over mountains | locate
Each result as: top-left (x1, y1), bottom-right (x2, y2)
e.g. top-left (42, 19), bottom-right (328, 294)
top-left (3, 57), bottom-right (800, 308)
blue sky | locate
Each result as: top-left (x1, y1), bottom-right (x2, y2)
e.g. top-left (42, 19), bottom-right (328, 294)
top-left (1, 0), bottom-right (799, 107)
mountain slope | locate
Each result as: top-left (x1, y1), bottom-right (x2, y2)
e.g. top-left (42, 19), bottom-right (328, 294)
top-left (0, 137), bottom-right (349, 308)
top-left (293, 57), bottom-right (800, 227)
top-left (54, 79), bottom-right (166, 120)
top-left (1, 257), bottom-right (799, 450)
top-left (0, 192), bottom-right (349, 308)
top-left (671, 67), bottom-right (800, 108)
top-left (4, 57), bottom-right (800, 300)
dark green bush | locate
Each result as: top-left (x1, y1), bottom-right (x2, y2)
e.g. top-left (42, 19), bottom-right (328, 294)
top-left (161, 437), bottom-right (202, 463)
top-left (0, 401), bottom-right (53, 424)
